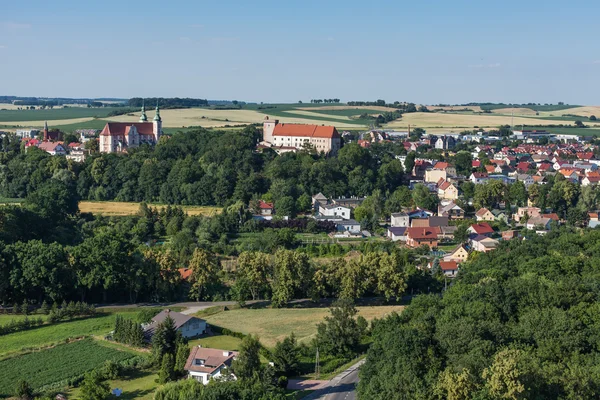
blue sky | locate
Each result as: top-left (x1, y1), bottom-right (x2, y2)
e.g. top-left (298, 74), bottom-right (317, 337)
top-left (1, 0), bottom-right (599, 104)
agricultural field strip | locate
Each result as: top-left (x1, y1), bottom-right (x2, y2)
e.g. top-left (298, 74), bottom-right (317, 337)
top-left (0, 339), bottom-right (134, 396)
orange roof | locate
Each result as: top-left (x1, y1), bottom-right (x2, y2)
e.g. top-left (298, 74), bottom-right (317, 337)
top-left (439, 261), bottom-right (459, 271)
top-left (178, 268), bottom-right (193, 280)
top-left (259, 200), bottom-right (274, 209)
top-left (406, 227), bottom-right (440, 239)
top-left (434, 162), bottom-right (450, 170)
top-left (475, 208), bottom-right (491, 217)
top-left (470, 223), bottom-right (494, 235)
top-left (272, 123), bottom-right (340, 139)
top-left (542, 213), bottom-right (559, 221)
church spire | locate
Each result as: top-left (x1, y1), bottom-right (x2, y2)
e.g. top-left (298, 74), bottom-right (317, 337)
top-left (139, 100), bottom-right (148, 122)
top-left (153, 101), bottom-right (161, 122)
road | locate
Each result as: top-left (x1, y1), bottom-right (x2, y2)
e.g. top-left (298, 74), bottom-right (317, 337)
top-left (305, 360), bottom-right (364, 400)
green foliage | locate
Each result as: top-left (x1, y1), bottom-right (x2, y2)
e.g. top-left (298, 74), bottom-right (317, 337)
top-left (79, 371), bottom-right (110, 400)
top-left (157, 353), bottom-right (176, 384)
top-left (154, 377), bottom-right (287, 400)
top-left (412, 183), bottom-right (438, 211)
top-left (315, 299), bottom-right (362, 359)
top-left (113, 315), bottom-right (144, 347)
top-left (272, 333), bottom-right (300, 378)
top-left (14, 380), bottom-right (34, 400)
top-left (233, 334), bottom-right (262, 380)
top-left (151, 316), bottom-right (180, 363)
top-left (360, 228), bottom-right (600, 399)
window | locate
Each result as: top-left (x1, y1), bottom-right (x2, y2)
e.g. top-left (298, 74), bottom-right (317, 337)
top-left (195, 359), bottom-right (205, 365)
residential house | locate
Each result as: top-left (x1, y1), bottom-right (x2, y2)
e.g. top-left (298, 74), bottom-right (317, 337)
top-left (411, 216), bottom-right (449, 228)
top-left (440, 260), bottom-right (459, 277)
top-left (407, 208), bottom-right (434, 219)
top-left (514, 207), bottom-right (541, 222)
top-left (589, 213), bottom-right (600, 228)
top-left (425, 167), bottom-right (447, 183)
top-left (15, 128), bottom-right (39, 139)
top-left (387, 227), bottom-right (407, 242)
top-left (558, 168), bottom-right (580, 183)
top-left (437, 201), bottom-right (465, 220)
top-left (526, 217), bottom-right (552, 231)
top-left (470, 235), bottom-right (500, 253)
top-left (470, 172), bottom-right (489, 184)
top-left (38, 142), bottom-right (67, 156)
top-left (435, 135), bottom-right (456, 150)
top-left (468, 223), bottom-right (494, 237)
top-left (475, 208), bottom-right (495, 222)
top-left (438, 225), bottom-right (457, 240)
top-left (331, 197), bottom-right (365, 209)
top-left (437, 179), bottom-right (459, 200)
top-left (582, 176), bottom-right (600, 187)
top-left (542, 213), bottom-right (560, 224)
top-left (390, 212), bottom-right (409, 227)
top-left (311, 192), bottom-right (328, 208)
top-left (405, 227), bottom-right (440, 248)
top-left (444, 244), bottom-right (469, 262)
top-left (502, 230), bottom-right (520, 241)
top-left (258, 200), bottom-right (274, 216)
top-left (319, 204), bottom-right (351, 220)
top-left (145, 310), bottom-right (207, 339)
top-left (336, 219), bottom-right (361, 234)
top-left (492, 209), bottom-right (509, 224)
top-left (185, 347), bottom-right (238, 384)
top-left (516, 174), bottom-right (535, 188)
top-left (66, 144), bottom-right (86, 162)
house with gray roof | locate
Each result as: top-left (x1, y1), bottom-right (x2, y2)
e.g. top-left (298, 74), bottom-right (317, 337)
top-left (144, 309), bottom-right (207, 339)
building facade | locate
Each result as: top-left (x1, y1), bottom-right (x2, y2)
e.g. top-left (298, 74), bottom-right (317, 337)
top-left (262, 117), bottom-right (341, 154)
top-left (99, 103), bottom-right (162, 153)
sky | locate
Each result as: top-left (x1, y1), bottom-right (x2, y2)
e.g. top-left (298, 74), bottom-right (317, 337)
top-left (1, 0), bottom-right (599, 104)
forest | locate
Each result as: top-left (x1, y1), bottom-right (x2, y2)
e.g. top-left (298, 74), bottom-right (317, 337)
top-left (359, 228), bottom-right (600, 399)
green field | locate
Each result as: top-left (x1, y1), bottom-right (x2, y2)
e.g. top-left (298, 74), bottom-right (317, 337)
top-left (479, 104), bottom-right (580, 112)
top-left (188, 334), bottom-right (243, 351)
top-left (202, 306), bottom-right (404, 348)
top-left (0, 107), bottom-right (132, 122)
top-left (67, 369), bottom-right (158, 400)
top-left (0, 311), bottom-right (137, 357)
top-left (0, 339), bottom-right (134, 396)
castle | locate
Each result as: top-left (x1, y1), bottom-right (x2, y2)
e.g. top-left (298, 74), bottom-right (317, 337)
top-left (99, 103), bottom-right (162, 153)
top-left (261, 116), bottom-right (341, 155)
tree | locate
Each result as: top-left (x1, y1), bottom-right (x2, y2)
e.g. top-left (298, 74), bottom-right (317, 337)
top-left (385, 186), bottom-right (413, 214)
top-left (509, 181), bottom-right (528, 207)
top-left (575, 120), bottom-right (585, 128)
top-left (454, 151), bottom-right (473, 177)
top-left (79, 371), bottom-right (110, 400)
top-left (271, 250), bottom-right (310, 308)
top-left (272, 333), bottom-right (300, 378)
top-left (236, 251), bottom-right (271, 300)
top-left (25, 179), bottom-right (79, 219)
top-left (157, 353), bottom-right (176, 384)
top-left (590, 115), bottom-right (597, 121)
top-left (412, 184), bottom-right (438, 211)
top-left (233, 334), bottom-right (261, 380)
top-left (435, 368), bottom-right (477, 400)
top-left (151, 315), bottom-right (180, 362)
top-left (482, 349), bottom-right (528, 400)
top-left (175, 341), bottom-right (190, 375)
top-left (14, 380), bottom-right (33, 400)
top-left (405, 152), bottom-right (416, 175)
top-left (315, 298), bottom-right (361, 358)
top-left (188, 248), bottom-right (220, 301)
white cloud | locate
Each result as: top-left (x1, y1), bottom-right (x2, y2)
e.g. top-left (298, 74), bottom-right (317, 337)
top-left (468, 63), bottom-right (501, 69)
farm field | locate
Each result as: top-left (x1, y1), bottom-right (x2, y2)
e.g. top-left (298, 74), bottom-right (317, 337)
top-left (0, 107), bottom-right (131, 122)
top-left (79, 201), bottom-right (221, 217)
top-left (385, 112), bottom-right (600, 131)
top-left (202, 305), bottom-right (404, 348)
top-left (188, 334), bottom-right (243, 351)
top-left (0, 339), bottom-right (134, 396)
top-left (0, 311), bottom-right (137, 357)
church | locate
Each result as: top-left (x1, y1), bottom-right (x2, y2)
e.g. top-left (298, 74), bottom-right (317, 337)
top-left (99, 103), bottom-right (162, 153)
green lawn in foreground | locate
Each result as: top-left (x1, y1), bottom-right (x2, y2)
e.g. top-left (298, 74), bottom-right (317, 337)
top-left (202, 306), bottom-right (404, 348)
top-left (67, 369), bottom-right (158, 400)
top-left (0, 311), bottom-right (138, 357)
top-left (188, 334), bottom-right (243, 351)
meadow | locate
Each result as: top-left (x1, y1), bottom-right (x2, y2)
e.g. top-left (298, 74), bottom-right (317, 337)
top-left (0, 107), bottom-right (130, 122)
top-left (201, 305), bottom-right (404, 348)
top-left (79, 201), bottom-right (221, 217)
top-left (0, 339), bottom-right (134, 396)
top-left (0, 311), bottom-right (138, 357)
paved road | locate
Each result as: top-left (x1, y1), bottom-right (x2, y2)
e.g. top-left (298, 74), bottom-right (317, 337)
top-left (304, 360), bottom-right (364, 400)
top-left (96, 301), bottom-right (245, 314)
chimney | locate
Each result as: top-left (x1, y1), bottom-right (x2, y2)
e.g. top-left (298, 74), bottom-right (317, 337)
top-left (223, 351), bottom-right (231, 357)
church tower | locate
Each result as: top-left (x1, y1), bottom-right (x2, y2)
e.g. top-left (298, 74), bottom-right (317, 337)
top-left (43, 121), bottom-right (49, 141)
top-left (139, 101), bottom-right (148, 122)
top-left (153, 102), bottom-right (162, 143)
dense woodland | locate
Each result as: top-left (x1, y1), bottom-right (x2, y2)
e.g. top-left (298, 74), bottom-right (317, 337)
top-left (360, 228), bottom-right (600, 399)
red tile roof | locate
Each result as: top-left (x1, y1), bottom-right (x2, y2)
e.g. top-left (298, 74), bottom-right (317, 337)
top-left (542, 213), bottom-right (560, 221)
top-left (406, 227), bottom-right (440, 239)
top-left (185, 347), bottom-right (238, 375)
top-left (178, 268), bottom-right (193, 280)
top-left (100, 122), bottom-right (155, 136)
top-left (470, 222), bottom-right (494, 235)
top-left (259, 200), bottom-right (274, 209)
top-left (434, 162), bottom-right (450, 170)
top-left (439, 261), bottom-right (459, 271)
top-left (272, 123), bottom-right (340, 139)
top-left (475, 208), bottom-right (491, 217)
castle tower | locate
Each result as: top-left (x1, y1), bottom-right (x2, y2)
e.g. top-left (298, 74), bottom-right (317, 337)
top-left (43, 121), bottom-right (49, 141)
top-left (153, 102), bottom-right (162, 143)
top-left (262, 116), bottom-right (279, 144)
top-left (140, 101), bottom-right (148, 122)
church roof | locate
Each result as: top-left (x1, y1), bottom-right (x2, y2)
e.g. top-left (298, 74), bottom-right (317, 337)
top-left (100, 122), bottom-right (154, 137)
top-left (273, 123), bottom-right (340, 139)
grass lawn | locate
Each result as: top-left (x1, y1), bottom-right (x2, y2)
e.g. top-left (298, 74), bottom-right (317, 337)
top-left (0, 339), bottom-right (135, 396)
top-left (0, 314), bottom-right (47, 323)
top-left (0, 311), bottom-right (138, 358)
top-left (202, 306), bottom-right (404, 348)
top-left (67, 369), bottom-right (158, 400)
top-left (188, 334), bottom-right (243, 351)
top-left (79, 201), bottom-right (221, 217)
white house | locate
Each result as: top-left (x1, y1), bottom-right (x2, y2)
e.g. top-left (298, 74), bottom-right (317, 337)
top-left (336, 219), bottom-right (361, 234)
top-left (470, 173), bottom-right (488, 184)
top-left (16, 128), bottom-right (39, 139)
top-left (390, 212), bottom-right (409, 227)
top-left (387, 227), bottom-right (407, 242)
top-left (319, 204), bottom-right (351, 220)
top-left (145, 310), bottom-right (207, 339)
top-left (185, 347), bottom-right (238, 384)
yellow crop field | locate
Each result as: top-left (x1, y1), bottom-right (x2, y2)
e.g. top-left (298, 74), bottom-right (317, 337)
top-left (427, 105), bottom-right (483, 112)
top-left (385, 112), bottom-right (600, 131)
top-left (490, 107), bottom-right (538, 115)
top-left (0, 117), bottom-right (95, 128)
top-left (107, 108), bottom-right (362, 129)
top-left (79, 201), bottom-right (221, 216)
top-left (554, 106), bottom-right (600, 117)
